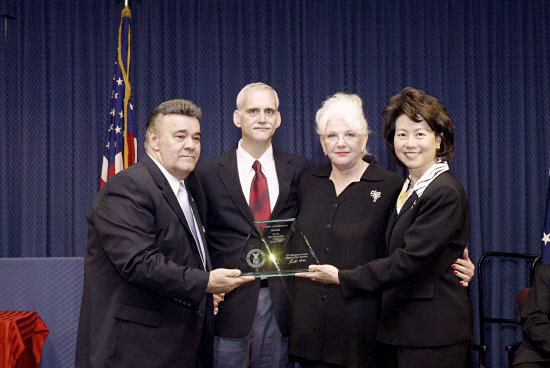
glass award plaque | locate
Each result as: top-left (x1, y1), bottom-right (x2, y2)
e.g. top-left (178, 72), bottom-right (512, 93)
top-left (240, 218), bottom-right (319, 277)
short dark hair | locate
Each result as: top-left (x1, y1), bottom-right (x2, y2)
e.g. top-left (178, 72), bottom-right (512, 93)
top-left (145, 99), bottom-right (202, 148)
top-left (383, 87), bottom-right (454, 164)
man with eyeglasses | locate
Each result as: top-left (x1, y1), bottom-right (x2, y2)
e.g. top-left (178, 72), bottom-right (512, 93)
top-left (196, 83), bottom-right (312, 368)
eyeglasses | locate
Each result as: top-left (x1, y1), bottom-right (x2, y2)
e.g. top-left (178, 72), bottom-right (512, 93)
top-left (323, 132), bottom-right (362, 143)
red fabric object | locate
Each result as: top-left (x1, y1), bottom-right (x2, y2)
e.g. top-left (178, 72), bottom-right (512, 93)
top-left (0, 311), bottom-right (49, 368)
top-left (249, 161), bottom-right (271, 229)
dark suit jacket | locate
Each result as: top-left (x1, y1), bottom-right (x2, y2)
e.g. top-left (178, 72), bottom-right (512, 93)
top-left (339, 171), bottom-right (472, 347)
top-left (76, 154), bottom-right (214, 368)
top-left (196, 149), bottom-right (312, 337)
top-left (513, 264), bottom-right (550, 366)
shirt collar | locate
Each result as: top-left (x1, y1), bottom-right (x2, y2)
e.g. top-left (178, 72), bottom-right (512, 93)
top-left (236, 139), bottom-right (274, 170)
top-left (407, 161), bottom-right (449, 196)
top-left (397, 161), bottom-right (449, 213)
top-left (147, 153), bottom-right (183, 196)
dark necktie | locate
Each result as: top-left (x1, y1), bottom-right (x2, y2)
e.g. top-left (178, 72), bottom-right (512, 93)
top-left (249, 161), bottom-right (271, 228)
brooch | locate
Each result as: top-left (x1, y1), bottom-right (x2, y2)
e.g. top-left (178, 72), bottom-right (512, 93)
top-left (370, 190), bottom-right (381, 203)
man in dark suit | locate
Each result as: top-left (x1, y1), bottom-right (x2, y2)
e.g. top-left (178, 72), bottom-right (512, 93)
top-left (196, 83), bottom-right (312, 367)
top-left (76, 99), bottom-right (253, 368)
top-left (513, 264), bottom-right (550, 368)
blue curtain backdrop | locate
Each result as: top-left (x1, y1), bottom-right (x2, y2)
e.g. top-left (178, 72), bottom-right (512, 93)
top-left (1, 0), bottom-right (550, 366)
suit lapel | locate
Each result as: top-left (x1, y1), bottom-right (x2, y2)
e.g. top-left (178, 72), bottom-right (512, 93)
top-left (216, 150), bottom-right (293, 224)
top-left (188, 192), bottom-right (211, 270)
top-left (385, 207), bottom-right (398, 248)
top-left (217, 152), bottom-right (255, 223)
top-left (398, 191), bottom-right (418, 218)
top-left (142, 155), bottom-right (208, 268)
top-left (271, 150), bottom-right (292, 219)
top-left (385, 192), bottom-right (418, 249)
top-left (142, 155), bottom-right (190, 231)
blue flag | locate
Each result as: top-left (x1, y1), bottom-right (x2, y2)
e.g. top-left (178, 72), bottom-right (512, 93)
top-left (542, 172), bottom-right (550, 263)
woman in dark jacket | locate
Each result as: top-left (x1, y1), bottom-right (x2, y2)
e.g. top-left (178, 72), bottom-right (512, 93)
top-left (291, 90), bottom-right (473, 368)
top-left (300, 87), bottom-right (473, 368)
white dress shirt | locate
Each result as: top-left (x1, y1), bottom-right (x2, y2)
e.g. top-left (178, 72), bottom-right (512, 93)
top-left (236, 140), bottom-right (279, 212)
top-left (148, 154), bottom-right (206, 268)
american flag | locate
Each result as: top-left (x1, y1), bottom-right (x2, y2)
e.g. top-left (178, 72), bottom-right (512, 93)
top-left (542, 170), bottom-right (550, 263)
top-left (100, 6), bottom-right (137, 189)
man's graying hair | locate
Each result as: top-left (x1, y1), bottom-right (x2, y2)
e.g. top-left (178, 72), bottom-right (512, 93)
top-left (235, 82), bottom-right (279, 110)
top-left (144, 99), bottom-right (202, 149)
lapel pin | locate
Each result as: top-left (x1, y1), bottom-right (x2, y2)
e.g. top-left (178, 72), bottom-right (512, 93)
top-left (370, 190), bottom-right (381, 203)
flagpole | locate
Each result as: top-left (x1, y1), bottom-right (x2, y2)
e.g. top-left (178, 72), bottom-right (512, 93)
top-left (100, 0), bottom-right (137, 189)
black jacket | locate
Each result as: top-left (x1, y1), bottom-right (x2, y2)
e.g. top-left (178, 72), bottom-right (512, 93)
top-left (196, 149), bottom-right (312, 337)
top-left (76, 154), bottom-right (213, 368)
top-left (339, 171), bottom-right (473, 347)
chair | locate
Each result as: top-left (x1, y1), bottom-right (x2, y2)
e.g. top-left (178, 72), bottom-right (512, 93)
top-left (471, 343), bottom-right (489, 368)
top-left (477, 251), bottom-right (539, 368)
top-left (504, 256), bottom-right (541, 367)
